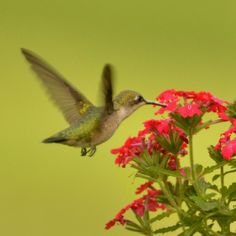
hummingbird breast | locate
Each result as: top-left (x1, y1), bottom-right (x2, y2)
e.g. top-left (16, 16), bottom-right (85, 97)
top-left (89, 112), bottom-right (121, 146)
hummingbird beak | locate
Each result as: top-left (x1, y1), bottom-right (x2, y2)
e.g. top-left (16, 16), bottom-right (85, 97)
top-left (144, 99), bottom-right (167, 107)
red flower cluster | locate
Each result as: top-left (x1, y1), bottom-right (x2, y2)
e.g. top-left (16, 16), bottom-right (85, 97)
top-left (155, 89), bottom-right (228, 118)
top-left (111, 136), bottom-right (145, 167)
top-left (105, 188), bottom-right (165, 230)
top-left (112, 119), bottom-right (188, 167)
top-left (215, 120), bottom-right (236, 160)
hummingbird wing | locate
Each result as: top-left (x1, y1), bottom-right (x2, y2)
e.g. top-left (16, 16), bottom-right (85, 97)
top-left (21, 48), bottom-right (94, 124)
top-left (102, 64), bottom-right (114, 114)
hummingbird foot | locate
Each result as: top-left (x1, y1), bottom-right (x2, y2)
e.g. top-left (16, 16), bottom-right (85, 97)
top-left (80, 146), bottom-right (96, 157)
top-left (88, 146), bottom-right (96, 157)
top-left (81, 148), bottom-right (87, 156)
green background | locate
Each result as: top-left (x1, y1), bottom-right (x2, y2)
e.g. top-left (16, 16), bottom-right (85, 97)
top-left (1, 1), bottom-right (236, 235)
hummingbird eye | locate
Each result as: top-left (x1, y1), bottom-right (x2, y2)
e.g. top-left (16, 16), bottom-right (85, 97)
top-left (134, 95), bottom-right (144, 103)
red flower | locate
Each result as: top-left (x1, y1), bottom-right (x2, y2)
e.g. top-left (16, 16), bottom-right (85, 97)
top-left (215, 121), bottom-right (236, 160)
top-left (221, 140), bottom-right (236, 160)
top-left (176, 103), bottom-right (202, 118)
top-left (135, 181), bottom-right (154, 194)
top-left (143, 119), bottom-right (170, 134)
top-left (142, 119), bottom-right (188, 155)
top-left (155, 89), bottom-right (228, 119)
top-left (155, 101), bottom-right (178, 115)
top-left (168, 156), bottom-right (178, 170)
top-left (131, 198), bottom-right (145, 216)
top-left (158, 89), bottom-right (179, 103)
top-left (105, 189), bottom-right (164, 230)
top-left (111, 136), bottom-right (145, 167)
top-left (112, 118), bottom-right (188, 167)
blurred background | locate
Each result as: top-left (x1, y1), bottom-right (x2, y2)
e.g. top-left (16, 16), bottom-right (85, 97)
top-left (1, 1), bottom-right (236, 235)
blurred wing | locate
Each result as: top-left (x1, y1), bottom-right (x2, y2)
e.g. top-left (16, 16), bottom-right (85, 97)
top-left (102, 64), bottom-right (114, 114)
top-left (21, 48), bottom-right (93, 124)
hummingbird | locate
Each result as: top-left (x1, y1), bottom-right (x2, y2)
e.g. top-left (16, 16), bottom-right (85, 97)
top-left (21, 48), bottom-right (166, 157)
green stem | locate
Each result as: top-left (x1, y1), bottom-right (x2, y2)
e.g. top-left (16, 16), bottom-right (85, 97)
top-left (220, 166), bottom-right (224, 189)
top-left (208, 119), bottom-right (226, 126)
top-left (189, 133), bottom-right (202, 195)
top-left (158, 181), bottom-right (179, 210)
top-left (158, 180), bottom-right (187, 232)
top-left (189, 134), bottom-right (196, 181)
top-left (145, 228), bottom-right (153, 236)
top-left (143, 199), bottom-right (153, 236)
top-left (175, 157), bottom-right (183, 205)
top-left (220, 166), bottom-right (226, 206)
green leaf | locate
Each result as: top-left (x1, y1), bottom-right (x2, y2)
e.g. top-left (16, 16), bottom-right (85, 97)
top-left (135, 173), bottom-right (157, 182)
top-left (177, 227), bottom-right (196, 236)
top-left (149, 211), bottom-right (174, 223)
top-left (190, 196), bottom-right (218, 211)
top-left (229, 159), bottom-right (236, 168)
top-left (142, 150), bottom-right (154, 166)
top-left (132, 210), bottom-right (146, 228)
top-left (126, 220), bottom-right (144, 231)
top-left (208, 145), bottom-right (225, 163)
top-left (194, 164), bottom-right (204, 177)
top-left (212, 174), bottom-right (220, 182)
top-left (207, 184), bottom-right (219, 193)
top-left (213, 169), bottom-right (236, 182)
top-left (125, 226), bottom-right (144, 233)
top-left (226, 101), bottom-right (236, 119)
top-left (220, 186), bottom-right (228, 198)
top-left (224, 169), bottom-right (236, 177)
top-left (153, 223), bottom-right (182, 234)
top-left (158, 168), bottom-right (183, 178)
top-left (203, 161), bottom-right (227, 175)
top-left (149, 166), bottom-right (183, 178)
top-left (198, 178), bottom-right (212, 193)
top-left (227, 183), bottom-right (236, 202)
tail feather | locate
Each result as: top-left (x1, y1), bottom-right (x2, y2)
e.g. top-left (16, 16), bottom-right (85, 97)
top-left (42, 136), bottom-right (67, 143)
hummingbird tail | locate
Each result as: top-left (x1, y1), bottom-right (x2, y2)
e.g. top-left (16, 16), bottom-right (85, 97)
top-left (42, 136), bottom-right (67, 144)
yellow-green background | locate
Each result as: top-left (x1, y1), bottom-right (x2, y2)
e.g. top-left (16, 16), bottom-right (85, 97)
top-left (1, 1), bottom-right (236, 235)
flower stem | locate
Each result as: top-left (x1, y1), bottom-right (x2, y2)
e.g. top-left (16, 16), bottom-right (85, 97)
top-left (220, 166), bottom-right (226, 206)
top-left (158, 180), bottom-right (187, 233)
top-left (158, 180), bottom-right (184, 216)
top-left (189, 133), bottom-right (202, 195)
top-left (189, 134), bottom-right (196, 181)
top-left (220, 166), bottom-right (224, 189)
top-left (208, 119), bottom-right (226, 126)
top-left (143, 199), bottom-right (153, 236)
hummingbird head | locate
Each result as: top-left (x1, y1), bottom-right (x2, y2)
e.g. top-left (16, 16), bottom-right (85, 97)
top-left (113, 90), bottom-right (166, 120)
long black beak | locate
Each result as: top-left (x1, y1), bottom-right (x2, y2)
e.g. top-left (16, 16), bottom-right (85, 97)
top-left (144, 99), bottom-right (167, 107)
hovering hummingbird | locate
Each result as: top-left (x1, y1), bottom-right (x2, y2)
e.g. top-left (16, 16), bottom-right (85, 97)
top-left (21, 48), bottom-right (166, 156)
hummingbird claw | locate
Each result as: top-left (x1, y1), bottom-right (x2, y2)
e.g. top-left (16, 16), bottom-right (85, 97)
top-left (88, 146), bottom-right (96, 157)
top-left (81, 147), bottom-right (96, 157)
top-left (81, 148), bottom-right (87, 156)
